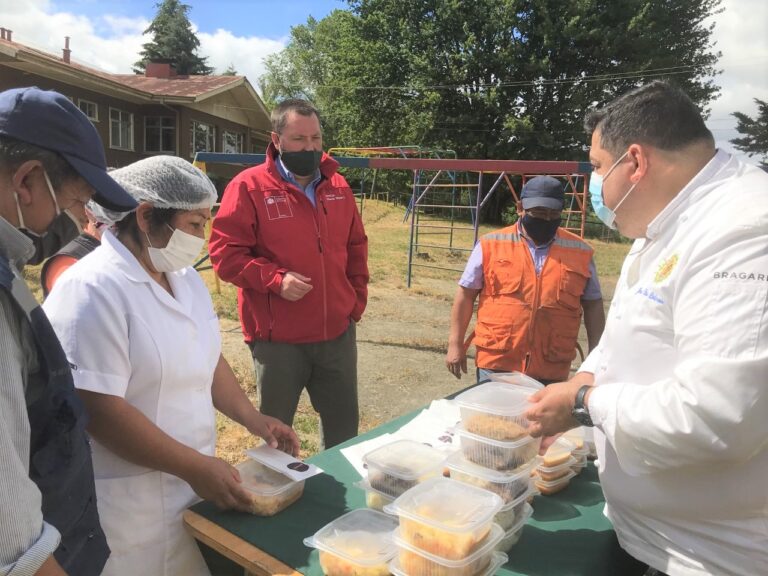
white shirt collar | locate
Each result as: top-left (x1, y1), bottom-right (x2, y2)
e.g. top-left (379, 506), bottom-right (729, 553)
top-left (645, 149), bottom-right (730, 239)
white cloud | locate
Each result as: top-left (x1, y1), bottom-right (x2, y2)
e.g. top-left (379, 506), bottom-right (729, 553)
top-left (0, 0), bottom-right (285, 86)
top-left (199, 28), bottom-right (285, 84)
top-left (705, 0), bottom-right (768, 162)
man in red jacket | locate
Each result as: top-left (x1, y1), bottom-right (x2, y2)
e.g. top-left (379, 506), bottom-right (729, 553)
top-left (209, 99), bottom-right (369, 448)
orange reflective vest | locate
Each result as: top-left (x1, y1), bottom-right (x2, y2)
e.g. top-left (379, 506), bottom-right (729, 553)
top-left (474, 224), bottom-right (593, 381)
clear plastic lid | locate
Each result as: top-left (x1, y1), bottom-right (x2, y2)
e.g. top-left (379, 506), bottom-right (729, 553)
top-left (455, 381), bottom-right (532, 417)
top-left (446, 450), bottom-right (535, 483)
top-left (499, 483), bottom-right (538, 513)
top-left (392, 523), bottom-right (504, 567)
top-left (236, 459), bottom-right (301, 496)
top-left (456, 423), bottom-right (538, 450)
top-left (303, 509), bottom-right (398, 566)
top-left (389, 551), bottom-right (508, 576)
top-left (383, 477), bottom-right (503, 533)
top-left (363, 439), bottom-right (446, 481)
top-left (535, 469), bottom-right (577, 489)
top-left (486, 371), bottom-right (545, 391)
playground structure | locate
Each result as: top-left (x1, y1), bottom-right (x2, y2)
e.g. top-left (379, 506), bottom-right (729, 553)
top-left (192, 150), bottom-right (593, 288)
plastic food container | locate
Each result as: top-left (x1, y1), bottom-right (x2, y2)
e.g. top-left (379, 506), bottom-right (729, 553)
top-left (303, 509), bottom-right (398, 576)
top-left (494, 484), bottom-right (537, 531)
top-left (391, 523), bottom-right (504, 576)
top-left (536, 456), bottom-right (578, 482)
top-left (455, 382), bottom-right (532, 441)
top-left (457, 425), bottom-right (540, 471)
top-left (384, 477), bottom-right (503, 560)
top-left (446, 451), bottom-right (534, 504)
top-left (535, 469), bottom-right (577, 496)
top-left (486, 371), bottom-right (545, 391)
top-left (390, 551), bottom-right (508, 576)
top-left (363, 440), bottom-right (446, 498)
top-left (562, 428), bottom-right (586, 450)
top-left (540, 437), bottom-right (576, 468)
top-left (355, 479), bottom-right (396, 513)
top-left (496, 503), bottom-right (533, 553)
top-left (235, 459), bottom-right (305, 516)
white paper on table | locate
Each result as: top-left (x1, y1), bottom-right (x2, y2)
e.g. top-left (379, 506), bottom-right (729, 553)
top-left (339, 432), bottom-right (395, 479)
top-left (246, 445), bottom-right (324, 482)
top-left (390, 400), bottom-right (462, 454)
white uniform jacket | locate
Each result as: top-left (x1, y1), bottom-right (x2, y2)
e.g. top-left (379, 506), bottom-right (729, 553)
top-left (44, 230), bottom-right (221, 576)
top-left (581, 151), bottom-right (768, 576)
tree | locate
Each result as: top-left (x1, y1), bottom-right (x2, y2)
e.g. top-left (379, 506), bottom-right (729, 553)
top-left (731, 99), bottom-right (768, 168)
top-left (222, 63), bottom-right (238, 76)
top-left (134, 0), bottom-right (213, 75)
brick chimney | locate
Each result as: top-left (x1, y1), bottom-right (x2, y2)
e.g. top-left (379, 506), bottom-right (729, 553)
top-left (145, 61), bottom-right (177, 79)
top-left (6, 29), bottom-right (11, 41)
top-left (62, 36), bottom-right (71, 64)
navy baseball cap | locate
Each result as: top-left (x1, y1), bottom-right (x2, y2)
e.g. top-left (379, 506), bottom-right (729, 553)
top-left (0, 87), bottom-right (136, 211)
top-left (520, 176), bottom-right (565, 210)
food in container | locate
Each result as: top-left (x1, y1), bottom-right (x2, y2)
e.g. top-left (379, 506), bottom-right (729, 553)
top-left (392, 523), bottom-right (504, 576)
top-left (495, 503), bottom-right (533, 553)
top-left (354, 479), bottom-right (395, 513)
top-left (446, 451), bottom-right (535, 503)
top-left (235, 459), bottom-right (305, 516)
top-left (390, 551), bottom-right (508, 576)
top-left (363, 439), bottom-right (446, 498)
top-left (457, 425), bottom-right (540, 471)
top-left (303, 509), bottom-right (397, 576)
top-left (535, 469), bottom-right (577, 496)
top-left (384, 477), bottom-right (503, 560)
top-left (541, 437), bottom-right (576, 468)
top-left (536, 456), bottom-right (578, 482)
top-left (455, 382), bottom-right (531, 441)
top-left (494, 485), bottom-right (537, 531)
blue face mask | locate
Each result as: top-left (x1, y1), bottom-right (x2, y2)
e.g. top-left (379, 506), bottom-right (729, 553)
top-left (589, 151), bottom-right (637, 230)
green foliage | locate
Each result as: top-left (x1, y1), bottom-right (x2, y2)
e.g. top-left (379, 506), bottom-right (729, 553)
top-left (731, 99), bottom-right (768, 168)
top-left (134, 0), bottom-right (213, 75)
top-left (260, 0), bottom-right (722, 164)
top-left (222, 63), bottom-right (238, 76)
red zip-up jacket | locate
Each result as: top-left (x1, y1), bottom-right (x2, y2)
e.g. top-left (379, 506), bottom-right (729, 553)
top-left (208, 144), bottom-right (369, 344)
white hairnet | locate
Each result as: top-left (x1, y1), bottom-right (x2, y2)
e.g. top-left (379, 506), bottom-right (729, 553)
top-left (88, 155), bottom-right (217, 225)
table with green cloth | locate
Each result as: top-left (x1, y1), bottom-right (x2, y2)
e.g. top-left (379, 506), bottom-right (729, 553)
top-left (188, 407), bottom-right (646, 576)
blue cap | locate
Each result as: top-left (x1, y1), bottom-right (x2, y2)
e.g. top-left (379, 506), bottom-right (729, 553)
top-left (520, 176), bottom-right (565, 210)
top-left (0, 87), bottom-right (136, 211)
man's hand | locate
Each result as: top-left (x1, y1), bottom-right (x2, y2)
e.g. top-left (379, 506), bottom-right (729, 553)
top-left (279, 271), bottom-right (312, 301)
top-left (249, 413), bottom-right (301, 457)
top-left (445, 342), bottom-right (468, 379)
top-left (525, 373), bottom-right (595, 437)
top-left (184, 454), bottom-right (253, 512)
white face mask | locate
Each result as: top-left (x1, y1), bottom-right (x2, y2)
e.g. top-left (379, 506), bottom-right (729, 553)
top-left (146, 225), bottom-right (205, 272)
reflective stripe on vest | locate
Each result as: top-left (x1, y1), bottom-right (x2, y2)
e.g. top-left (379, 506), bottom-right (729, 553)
top-left (475, 225), bottom-right (592, 381)
top-left (0, 255), bottom-right (110, 575)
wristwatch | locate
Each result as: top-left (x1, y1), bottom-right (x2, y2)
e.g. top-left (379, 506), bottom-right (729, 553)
top-left (572, 385), bottom-right (594, 427)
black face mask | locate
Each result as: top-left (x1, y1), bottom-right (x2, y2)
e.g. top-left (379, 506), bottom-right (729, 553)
top-left (21, 210), bottom-right (82, 265)
top-left (521, 214), bottom-right (560, 246)
top-left (280, 150), bottom-right (322, 177)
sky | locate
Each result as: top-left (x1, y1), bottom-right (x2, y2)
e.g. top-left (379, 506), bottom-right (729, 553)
top-left (0, 0), bottom-right (766, 163)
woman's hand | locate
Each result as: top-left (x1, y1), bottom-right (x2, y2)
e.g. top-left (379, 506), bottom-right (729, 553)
top-left (183, 454), bottom-right (253, 512)
top-left (249, 413), bottom-right (301, 457)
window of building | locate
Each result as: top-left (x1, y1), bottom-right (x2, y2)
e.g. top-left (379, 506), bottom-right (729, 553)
top-left (222, 130), bottom-right (244, 154)
top-left (78, 99), bottom-right (98, 122)
top-left (109, 108), bottom-right (134, 150)
top-left (190, 121), bottom-right (215, 157)
top-left (145, 116), bottom-right (176, 153)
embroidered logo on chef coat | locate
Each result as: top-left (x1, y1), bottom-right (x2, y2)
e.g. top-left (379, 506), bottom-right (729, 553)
top-left (264, 193), bottom-right (294, 220)
top-left (654, 253), bottom-right (679, 284)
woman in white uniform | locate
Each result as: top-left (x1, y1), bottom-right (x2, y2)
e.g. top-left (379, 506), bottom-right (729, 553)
top-left (44, 156), bottom-right (300, 576)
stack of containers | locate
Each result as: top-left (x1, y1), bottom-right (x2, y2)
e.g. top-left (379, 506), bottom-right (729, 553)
top-left (562, 428), bottom-right (591, 473)
top-left (357, 439), bottom-right (446, 512)
top-left (533, 437), bottom-right (578, 495)
top-left (384, 477), bottom-right (508, 575)
top-left (304, 508), bottom-right (398, 576)
top-left (450, 380), bottom-right (542, 552)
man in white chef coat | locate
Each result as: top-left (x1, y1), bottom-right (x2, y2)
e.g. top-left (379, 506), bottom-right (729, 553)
top-left (525, 81), bottom-right (768, 576)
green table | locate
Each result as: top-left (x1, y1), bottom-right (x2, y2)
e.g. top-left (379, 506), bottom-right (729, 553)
top-left (187, 409), bottom-right (646, 576)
